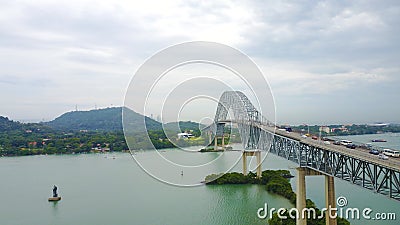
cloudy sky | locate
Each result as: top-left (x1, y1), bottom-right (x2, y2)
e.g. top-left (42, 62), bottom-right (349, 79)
top-left (0, 0), bottom-right (399, 125)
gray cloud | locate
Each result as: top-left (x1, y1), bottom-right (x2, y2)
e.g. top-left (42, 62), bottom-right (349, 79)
top-left (0, 0), bottom-right (399, 124)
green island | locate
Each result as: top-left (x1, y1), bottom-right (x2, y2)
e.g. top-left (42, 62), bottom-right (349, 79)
top-left (205, 170), bottom-right (350, 225)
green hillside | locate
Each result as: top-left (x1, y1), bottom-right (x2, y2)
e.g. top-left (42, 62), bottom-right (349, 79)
top-left (0, 116), bottom-right (23, 132)
top-left (46, 107), bottom-right (161, 132)
top-left (164, 121), bottom-right (205, 136)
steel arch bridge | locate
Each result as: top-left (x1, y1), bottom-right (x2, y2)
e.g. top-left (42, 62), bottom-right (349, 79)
top-left (211, 91), bottom-right (274, 150)
top-left (207, 91), bottom-right (400, 202)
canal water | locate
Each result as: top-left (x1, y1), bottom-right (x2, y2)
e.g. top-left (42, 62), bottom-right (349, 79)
top-left (334, 132), bottom-right (400, 150)
top-left (0, 133), bottom-right (399, 225)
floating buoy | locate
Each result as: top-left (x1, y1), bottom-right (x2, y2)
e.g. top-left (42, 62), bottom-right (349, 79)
top-left (48, 197), bottom-right (61, 201)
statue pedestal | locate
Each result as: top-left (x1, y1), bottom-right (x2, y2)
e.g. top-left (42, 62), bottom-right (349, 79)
top-left (48, 197), bottom-right (61, 201)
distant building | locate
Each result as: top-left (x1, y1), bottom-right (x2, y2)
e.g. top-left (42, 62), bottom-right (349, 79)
top-left (319, 126), bottom-right (330, 133)
top-left (177, 133), bottom-right (194, 139)
top-left (368, 122), bottom-right (389, 127)
top-left (28, 141), bottom-right (37, 147)
top-left (91, 146), bottom-right (110, 153)
top-left (330, 126), bottom-right (348, 133)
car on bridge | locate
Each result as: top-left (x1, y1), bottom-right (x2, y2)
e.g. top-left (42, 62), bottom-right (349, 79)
top-left (383, 149), bottom-right (400, 157)
top-left (346, 144), bottom-right (357, 149)
top-left (369, 149), bottom-right (380, 155)
top-left (379, 154), bottom-right (389, 160)
top-left (340, 140), bottom-right (352, 146)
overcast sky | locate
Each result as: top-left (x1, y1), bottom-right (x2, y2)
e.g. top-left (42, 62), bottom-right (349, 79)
top-left (0, 0), bottom-right (399, 125)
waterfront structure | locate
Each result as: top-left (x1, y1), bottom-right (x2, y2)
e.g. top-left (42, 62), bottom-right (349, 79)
top-left (205, 91), bottom-right (400, 225)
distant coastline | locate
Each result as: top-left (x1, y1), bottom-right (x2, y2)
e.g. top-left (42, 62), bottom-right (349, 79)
top-left (2, 107), bottom-right (400, 157)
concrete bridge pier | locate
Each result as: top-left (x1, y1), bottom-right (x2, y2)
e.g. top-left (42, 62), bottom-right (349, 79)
top-left (325, 175), bottom-right (336, 225)
top-left (242, 150), bottom-right (262, 178)
top-left (214, 136), bottom-right (225, 151)
top-left (296, 168), bottom-right (337, 225)
top-left (296, 168), bottom-right (307, 225)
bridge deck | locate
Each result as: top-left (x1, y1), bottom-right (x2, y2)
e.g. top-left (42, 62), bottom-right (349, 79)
top-left (212, 91), bottom-right (399, 200)
top-left (215, 119), bottom-right (400, 171)
top-left (266, 126), bottom-right (400, 172)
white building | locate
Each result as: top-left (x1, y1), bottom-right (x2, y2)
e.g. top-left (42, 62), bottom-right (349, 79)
top-left (319, 126), bottom-right (330, 133)
top-left (177, 133), bottom-right (194, 139)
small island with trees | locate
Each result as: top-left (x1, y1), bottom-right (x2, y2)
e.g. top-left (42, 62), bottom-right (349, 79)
top-left (205, 170), bottom-right (350, 225)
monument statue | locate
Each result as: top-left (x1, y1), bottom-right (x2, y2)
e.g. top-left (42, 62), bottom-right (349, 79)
top-left (53, 185), bottom-right (58, 197)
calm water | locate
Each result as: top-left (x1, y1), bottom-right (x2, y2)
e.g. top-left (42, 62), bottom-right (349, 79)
top-left (0, 134), bottom-right (399, 225)
top-left (334, 132), bottom-right (400, 150)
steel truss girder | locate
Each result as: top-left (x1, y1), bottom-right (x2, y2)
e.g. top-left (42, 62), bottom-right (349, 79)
top-left (269, 132), bottom-right (400, 201)
top-left (212, 91), bottom-right (272, 150)
top-left (211, 91), bottom-right (400, 201)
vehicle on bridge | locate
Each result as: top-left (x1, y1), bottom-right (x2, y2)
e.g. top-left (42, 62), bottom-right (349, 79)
top-left (365, 143), bottom-right (373, 149)
top-left (346, 144), bottom-right (357, 149)
top-left (379, 154), bottom-right (389, 160)
top-left (383, 149), bottom-right (400, 157)
top-left (369, 149), bottom-right (380, 155)
top-left (340, 140), bottom-right (352, 146)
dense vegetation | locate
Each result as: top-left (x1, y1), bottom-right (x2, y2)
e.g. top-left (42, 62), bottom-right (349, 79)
top-left (3, 106), bottom-right (397, 158)
top-left (0, 116), bottom-right (24, 131)
top-left (45, 107), bottom-right (162, 132)
top-left (0, 108), bottom-right (207, 156)
top-left (164, 121), bottom-right (204, 137)
top-left (205, 170), bottom-right (295, 202)
top-left (205, 170), bottom-right (350, 225)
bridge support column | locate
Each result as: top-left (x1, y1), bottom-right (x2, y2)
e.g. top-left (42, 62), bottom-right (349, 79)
top-left (242, 151), bottom-right (261, 178)
top-left (296, 168), bottom-right (337, 225)
top-left (296, 168), bottom-right (307, 225)
top-left (214, 136), bottom-right (226, 151)
top-left (256, 151), bottom-right (261, 178)
top-left (242, 152), bottom-right (247, 175)
top-left (325, 175), bottom-right (336, 225)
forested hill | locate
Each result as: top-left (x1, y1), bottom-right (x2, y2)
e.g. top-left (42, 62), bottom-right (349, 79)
top-left (0, 116), bottom-right (53, 133)
top-left (164, 121), bottom-right (205, 136)
top-left (0, 116), bottom-right (23, 132)
top-left (45, 107), bottom-right (162, 132)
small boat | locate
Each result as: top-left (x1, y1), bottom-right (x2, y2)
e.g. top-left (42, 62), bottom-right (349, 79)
top-left (371, 139), bottom-right (387, 142)
top-left (48, 197), bottom-right (61, 201)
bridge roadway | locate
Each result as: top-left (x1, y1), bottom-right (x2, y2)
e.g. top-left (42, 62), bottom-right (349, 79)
top-left (217, 120), bottom-right (400, 172)
top-left (212, 90), bottom-right (399, 221)
top-left (266, 126), bottom-right (400, 172)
